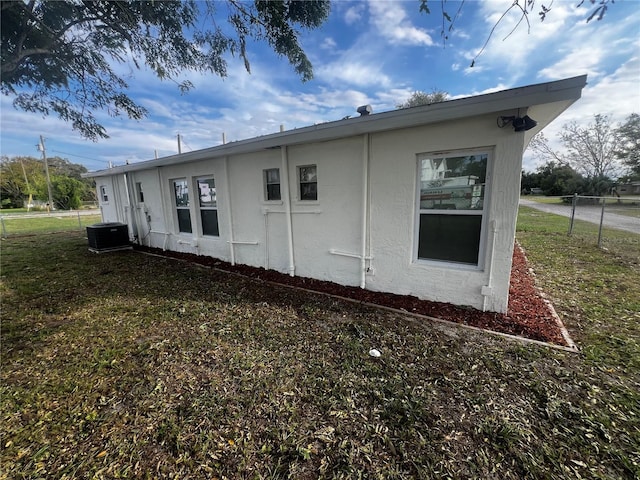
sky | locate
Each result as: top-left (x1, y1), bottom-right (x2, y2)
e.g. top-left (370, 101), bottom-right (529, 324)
top-left (1, 0), bottom-right (639, 173)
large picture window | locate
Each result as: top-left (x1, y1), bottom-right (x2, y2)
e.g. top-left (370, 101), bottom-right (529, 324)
top-left (173, 179), bottom-right (192, 233)
top-left (416, 151), bottom-right (488, 266)
top-left (197, 177), bottom-right (219, 236)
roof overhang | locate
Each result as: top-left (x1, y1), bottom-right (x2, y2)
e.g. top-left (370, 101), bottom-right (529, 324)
top-left (85, 75), bottom-right (587, 179)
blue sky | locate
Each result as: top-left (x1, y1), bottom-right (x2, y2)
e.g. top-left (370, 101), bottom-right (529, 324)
top-left (1, 0), bottom-right (639, 173)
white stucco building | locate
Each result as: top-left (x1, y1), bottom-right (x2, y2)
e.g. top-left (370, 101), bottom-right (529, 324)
top-left (87, 75), bottom-right (586, 313)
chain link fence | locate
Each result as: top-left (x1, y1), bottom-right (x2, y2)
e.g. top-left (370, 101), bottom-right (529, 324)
top-left (0, 210), bottom-right (103, 237)
top-left (565, 194), bottom-right (639, 252)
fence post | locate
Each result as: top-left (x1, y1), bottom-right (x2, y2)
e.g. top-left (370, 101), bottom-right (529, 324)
top-left (0, 217), bottom-right (6, 238)
top-left (597, 197), bottom-right (606, 248)
top-left (568, 193), bottom-right (577, 235)
top-left (77, 211), bottom-right (82, 230)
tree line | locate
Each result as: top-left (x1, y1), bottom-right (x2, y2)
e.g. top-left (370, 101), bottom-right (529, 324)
top-left (522, 113), bottom-right (639, 197)
top-left (0, 156), bottom-right (96, 210)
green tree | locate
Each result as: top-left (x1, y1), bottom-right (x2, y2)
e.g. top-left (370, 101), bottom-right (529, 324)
top-left (0, 155), bottom-right (94, 208)
top-left (47, 157), bottom-right (96, 201)
top-left (520, 170), bottom-right (541, 194)
top-left (615, 113), bottom-right (640, 178)
top-left (397, 89), bottom-right (448, 109)
top-left (0, 156), bottom-right (44, 208)
top-left (1, 0), bottom-right (330, 140)
top-left (50, 175), bottom-right (84, 210)
top-left (535, 162), bottom-right (585, 196)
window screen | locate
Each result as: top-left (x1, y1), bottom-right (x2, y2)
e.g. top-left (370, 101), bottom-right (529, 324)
top-left (417, 152), bottom-right (488, 265)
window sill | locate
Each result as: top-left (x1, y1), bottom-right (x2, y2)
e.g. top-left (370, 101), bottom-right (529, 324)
top-left (413, 258), bottom-right (484, 272)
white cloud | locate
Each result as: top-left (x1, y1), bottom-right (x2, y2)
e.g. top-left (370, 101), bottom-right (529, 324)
top-left (367, 0), bottom-right (434, 46)
top-left (460, 2), bottom-right (583, 83)
top-left (344, 4), bottom-right (365, 25)
top-left (538, 46), bottom-right (605, 81)
top-left (320, 37), bottom-right (338, 51)
top-left (316, 60), bottom-right (392, 88)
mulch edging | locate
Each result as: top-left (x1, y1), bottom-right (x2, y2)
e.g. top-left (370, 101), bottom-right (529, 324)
top-left (133, 243), bottom-right (572, 347)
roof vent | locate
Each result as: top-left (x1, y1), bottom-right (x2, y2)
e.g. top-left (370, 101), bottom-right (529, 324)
top-left (357, 105), bottom-right (372, 116)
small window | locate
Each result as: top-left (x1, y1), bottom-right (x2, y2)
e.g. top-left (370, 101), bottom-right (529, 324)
top-left (100, 185), bottom-right (109, 203)
top-left (136, 182), bottom-right (144, 203)
top-left (197, 177), bottom-right (219, 236)
top-left (417, 152), bottom-right (488, 266)
top-left (264, 168), bottom-right (281, 201)
top-left (173, 179), bottom-right (192, 233)
top-left (299, 165), bottom-right (317, 201)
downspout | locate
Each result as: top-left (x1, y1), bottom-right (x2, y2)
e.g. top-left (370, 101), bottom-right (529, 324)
top-left (123, 173), bottom-right (138, 243)
top-left (360, 134), bottom-right (370, 289)
top-left (281, 146), bottom-right (295, 276)
top-left (264, 212), bottom-right (269, 270)
top-left (223, 156), bottom-right (236, 265)
top-left (152, 167), bottom-right (171, 249)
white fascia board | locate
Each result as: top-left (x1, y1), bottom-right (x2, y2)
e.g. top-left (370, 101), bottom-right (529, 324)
top-left (84, 75), bottom-right (586, 179)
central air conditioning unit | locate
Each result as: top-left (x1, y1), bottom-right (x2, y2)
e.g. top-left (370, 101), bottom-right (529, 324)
top-left (86, 222), bottom-right (132, 253)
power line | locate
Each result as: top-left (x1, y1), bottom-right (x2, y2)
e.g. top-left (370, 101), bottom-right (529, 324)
top-left (50, 149), bottom-right (110, 163)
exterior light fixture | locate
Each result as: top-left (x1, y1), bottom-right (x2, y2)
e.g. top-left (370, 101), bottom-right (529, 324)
top-left (357, 105), bottom-right (372, 116)
top-left (497, 115), bottom-right (537, 132)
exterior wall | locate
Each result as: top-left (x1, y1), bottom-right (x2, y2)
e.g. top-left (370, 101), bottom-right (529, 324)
top-left (95, 113), bottom-right (525, 313)
top-left (97, 176), bottom-right (124, 227)
top-left (365, 114), bottom-right (524, 312)
top-left (286, 138), bottom-right (364, 286)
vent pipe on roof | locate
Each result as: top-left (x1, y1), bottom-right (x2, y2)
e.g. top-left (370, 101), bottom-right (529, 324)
top-left (357, 105), bottom-right (372, 116)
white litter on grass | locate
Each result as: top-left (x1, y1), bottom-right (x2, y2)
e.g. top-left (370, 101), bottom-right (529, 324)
top-left (369, 348), bottom-right (381, 358)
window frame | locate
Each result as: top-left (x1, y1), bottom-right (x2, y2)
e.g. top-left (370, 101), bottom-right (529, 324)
top-left (135, 182), bottom-right (144, 204)
top-left (414, 149), bottom-right (492, 269)
top-left (99, 185), bottom-right (109, 204)
top-left (263, 168), bottom-right (282, 202)
top-left (196, 176), bottom-right (219, 237)
top-left (298, 164), bottom-right (318, 201)
top-left (172, 178), bottom-right (192, 234)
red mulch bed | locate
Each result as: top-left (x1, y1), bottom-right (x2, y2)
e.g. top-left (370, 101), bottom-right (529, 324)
top-left (134, 244), bottom-right (568, 346)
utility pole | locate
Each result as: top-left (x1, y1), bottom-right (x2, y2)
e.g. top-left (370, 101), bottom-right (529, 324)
top-left (38, 135), bottom-right (54, 211)
top-left (177, 133), bottom-right (182, 154)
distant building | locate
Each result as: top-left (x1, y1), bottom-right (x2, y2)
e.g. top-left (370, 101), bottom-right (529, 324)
top-left (615, 181), bottom-right (640, 196)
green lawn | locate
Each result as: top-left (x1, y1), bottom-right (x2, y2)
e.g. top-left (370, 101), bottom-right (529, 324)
top-left (523, 195), bottom-right (565, 204)
top-left (0, 213), bottom-right (102, 236)
top-left (1, 208), bottom-right (638, 479)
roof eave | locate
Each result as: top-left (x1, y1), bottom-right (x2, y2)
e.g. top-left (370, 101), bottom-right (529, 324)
top-left (84, 75), bottom-right (587, 179)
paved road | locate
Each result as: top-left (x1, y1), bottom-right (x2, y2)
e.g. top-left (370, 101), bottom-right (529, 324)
top-left (519, 198), bottom-right (640, 235)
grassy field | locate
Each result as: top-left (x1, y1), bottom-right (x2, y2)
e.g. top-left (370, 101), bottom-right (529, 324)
top-left (0, 213), bottom-right (102, 237)
top-left (523, 195), bottom-right (565, 204)
top-left (1, 208), bottom-right (639, 479)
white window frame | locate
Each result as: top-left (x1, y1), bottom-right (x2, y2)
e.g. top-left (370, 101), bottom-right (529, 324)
top-left (414, 149), bottom-right (492, 269)
top-left (196, 176), bottom-right (219, 237)
top-left (99, 185), bottom-right (109, 204)
top-left (298, 164), bottom-right (318, 201)
top-left (172, 178), bottom-right (192, 234)
top-left (263, 168), bottom-right (281, 202)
